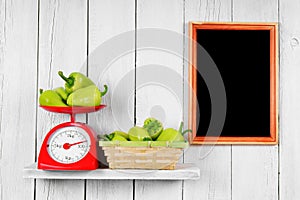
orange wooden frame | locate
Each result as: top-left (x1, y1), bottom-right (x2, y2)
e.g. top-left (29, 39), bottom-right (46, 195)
top-left (188, 22), bottom-right (278, 144)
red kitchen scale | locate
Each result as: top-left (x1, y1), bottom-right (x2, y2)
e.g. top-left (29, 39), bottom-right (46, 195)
top-left (38, 105), bottom-right (105, 170)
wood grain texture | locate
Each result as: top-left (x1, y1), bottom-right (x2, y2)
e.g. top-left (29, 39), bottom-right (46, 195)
top-left (184, 0), bottom-right (232, 199)
top-left (232, 0), bottom-right (279, 199)
top-left (184, 147), bottom-right (231, 200)
top-left (279, 0), bottom-right (300, 199)
top-left (36, 0), bottom-right (87, 199)
top-left (233, 0), bottom-right (278, 22)
top-left (135, 0), bottom-right (184, 199)
top-left (86, 0), bottom-right (135, 199)
top-left (0, 0), bottom-right (37, 199)
top-left (232, 146), bottom-right (278, 200)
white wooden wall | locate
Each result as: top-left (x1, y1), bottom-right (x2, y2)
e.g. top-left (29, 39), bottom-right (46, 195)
top-left (0, 0), bottom-right (299, 199)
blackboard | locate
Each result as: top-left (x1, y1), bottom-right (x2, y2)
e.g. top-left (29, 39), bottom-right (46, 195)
top-left (189, 22), bottom-right (278, 144)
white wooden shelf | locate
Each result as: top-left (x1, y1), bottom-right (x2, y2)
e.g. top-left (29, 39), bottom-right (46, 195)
top-left (23, 163), bottom-right (200, 180)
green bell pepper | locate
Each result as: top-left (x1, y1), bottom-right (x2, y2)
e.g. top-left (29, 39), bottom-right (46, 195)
top-left (128, 126), bottom-right (152, 141)
top-left (39, 89), bottom-right (68, 107)
top-left (156, 122), bottom-right (192, 142)
top-left (66, 85), bottom-right (108, 106)
top-left (53, 87), bottom-right (68, 101)
top-left (99, 131), bottom-right (128, 141)
top-left (143, 118), bottom-right (164, 139)
top-left (58, 71), bottom-right (95, 94)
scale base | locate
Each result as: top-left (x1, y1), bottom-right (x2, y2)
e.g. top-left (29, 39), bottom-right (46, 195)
top-left (38, 159), bottom-right (98, 171)
top-left (38, 122), bottom-right (99, 171)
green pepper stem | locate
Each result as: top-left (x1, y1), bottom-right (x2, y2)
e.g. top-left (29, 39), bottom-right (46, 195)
top-left (58, 71), bottom-right (73, 86)
top-left (178, 121), bottom-right (183, 134)
top-left (98, 134), bottom-right (111, 141)
top-left (39, 89), bottom-right (43, 94)
top-left (108, 133), bottom-right (115, 141)
top-left (182, 129), bottom-right (192, 135)
top-left (100, 85), bottom-right (108, 96)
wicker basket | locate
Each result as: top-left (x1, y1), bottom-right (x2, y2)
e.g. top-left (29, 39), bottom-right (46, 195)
top-left (99, 141), bottom-right (188, 170)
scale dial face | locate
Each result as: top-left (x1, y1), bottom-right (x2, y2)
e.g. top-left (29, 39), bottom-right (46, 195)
top-left (47, 126), bottom-right (91, 164)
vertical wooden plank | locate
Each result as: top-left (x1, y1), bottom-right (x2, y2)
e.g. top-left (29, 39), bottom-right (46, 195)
top-left (36, 0), bottom-right (87, 199)
top-left (279, 0), bottom-right (300, 199)
top-left (232, 146), bottom-right (278, 200)
top-left (184, 1), bottom-right (232, 199)
top-left (0, 1), bottom-right (4, 198)
top-left (135, 0), bottom-right (183, 199)
top-left (0, 0), bottom-right (37, 199)
top-left (232, 1), bottom-right (278, 200)
top-left (86, 0), bottom-right (135, 199)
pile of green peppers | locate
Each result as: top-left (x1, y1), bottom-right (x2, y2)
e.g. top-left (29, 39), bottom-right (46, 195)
top-left (39, 71), bottom-right (108, 107)
top-left (100, 118), bottom-right (191, 142)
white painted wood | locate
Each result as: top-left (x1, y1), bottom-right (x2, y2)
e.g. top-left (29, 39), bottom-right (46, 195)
top-left (24, 163), bottom-right (200, 180)
top-left (184, 147), bottom-right (231, 200)
top-left (232, 146), bottom-right (278, 200)
top-left (232, 1), bottom-right (278, 200)
top-left (233, 0), bottom-right (278, 21)
top-left (0, 0), bottom-right (37, 199)
top-left (135, 0), bottom-right (184, 199)
top-left (184, 0), bottom-right (232, 200)
top-left (36, 0), bottom-right (87, 199)
top-left (87, 0), bottom-right (135, 199)
top-left (279, 0), bottom-right (300, 199)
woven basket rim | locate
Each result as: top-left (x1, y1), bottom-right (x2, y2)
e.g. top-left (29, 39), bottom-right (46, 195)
top-left (99, 140), bottom-right (189, 149)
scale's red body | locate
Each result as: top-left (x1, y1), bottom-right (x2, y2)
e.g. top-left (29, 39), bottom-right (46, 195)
top-left (38, 105), bottom-right (105, 170)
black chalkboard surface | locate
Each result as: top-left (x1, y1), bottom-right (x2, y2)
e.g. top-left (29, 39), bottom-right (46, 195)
top-left (189, 23), bottom-right (278, 144)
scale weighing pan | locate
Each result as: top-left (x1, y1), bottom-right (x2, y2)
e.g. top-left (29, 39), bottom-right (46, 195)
top-left (40, 105), bottom-right (106, 114)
